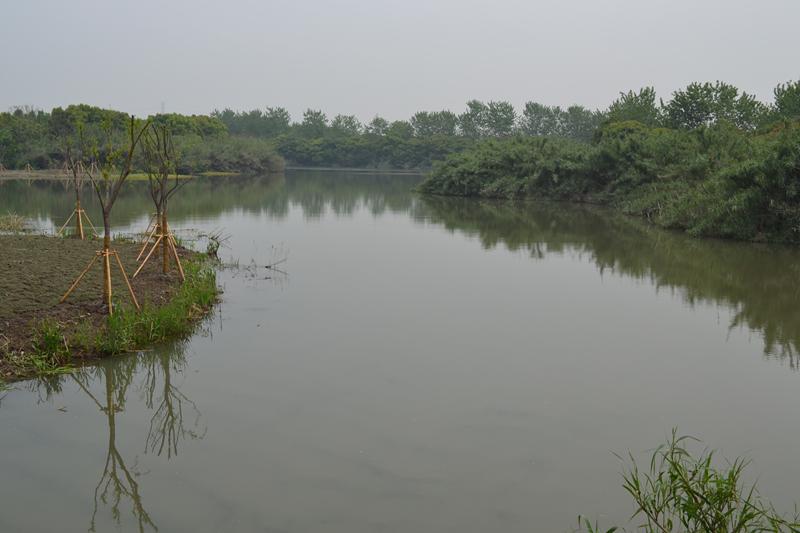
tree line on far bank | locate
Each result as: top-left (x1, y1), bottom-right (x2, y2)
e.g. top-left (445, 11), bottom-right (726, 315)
top-left (0, 104), bottom-right (282, 174)
top-left (2, 78), bottom-right (799, 172)
top-left (212, 78), bottom-right (798, 167)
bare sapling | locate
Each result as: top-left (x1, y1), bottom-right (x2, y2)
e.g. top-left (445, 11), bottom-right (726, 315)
top-left (56, 127), bottom-right (99, 239)
top-left (60, 114), bottom-right (149, 312)
top-left (136, 121), bottom-right (192, 279)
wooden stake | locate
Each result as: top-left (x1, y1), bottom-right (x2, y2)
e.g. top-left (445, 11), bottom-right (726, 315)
top-left (168, 237), bottom-right (185, 281)
top-left (113, 250), bottom-right (139, 309)
top-left (76, 200), bottom-right (84, 239)
top-left (104, 251), bottom-right (112, 311)
top-left (137, 213), bottom-right (158, 247)
top-left (133, 234), bottom-right (164, 278)
top-left (60, 252), bottom-right (101, 303)
top-left (56, 211), bottom-right (77, 237)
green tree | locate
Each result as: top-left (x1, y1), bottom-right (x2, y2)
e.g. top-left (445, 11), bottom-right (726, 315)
top-left (486, 101), bottom-right (517, 138)
top-left (663, 81), bottom-right (768, 130)
top-left (329, 114), bottom-right (363, 137)
top-left (263, 107), bottom-right (292, 137)
top-left (386, 120), bottom-right (414, 140)
top-left (607, 87), bottom-right (662, 126)
top-left (411, 110), bottom-right (459, 138)
top-left (297, 109), bottom-right (328, 139)
top-left (561, 105), bottom-right (606, 143)
top-left (458, 100), bottom-right (489, 140)
top-left (364, 115), bottom-right (390, 136)
top-left (518, 102), bottom-right (560, 136)
top-left (774, 79), bottom-right (800, 121)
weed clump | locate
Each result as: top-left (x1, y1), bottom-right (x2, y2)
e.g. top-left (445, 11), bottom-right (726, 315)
top-left (573, 429), bottom-right (800, 533)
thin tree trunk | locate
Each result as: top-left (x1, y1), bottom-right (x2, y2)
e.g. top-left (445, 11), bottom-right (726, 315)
top-left (103, 214), bottom-right (112, 304)
top-left (76, 199), bottom-right (84, 239)
top-left (162, 212), bottom-right (170, 275)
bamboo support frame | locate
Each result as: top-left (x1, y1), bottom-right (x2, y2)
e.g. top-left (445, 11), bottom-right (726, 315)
top-left (56, 202), bottom-right (99, 239)
top-left (134, 220), bottom-right (184, 280)
top-left (60, 249), bottom-right (140, 315)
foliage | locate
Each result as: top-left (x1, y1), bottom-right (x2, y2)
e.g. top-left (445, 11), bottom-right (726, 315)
top-left (29, 317), bottom-right (72, 365)
top-left (210, 107), bottom-right (291, 137)
top-left (773, 79), bottom-right (800, 122)
top-left (0, 212), bottom-right (33, 233)
top-left (147, 113), bottom-right (227, 138)
top-left (94, 257), bottom-right (218, 355)
top-left (271, 132), bottom-right (472, 169)
top-left (662, 81), bottom-right (769, 131)
top-left (591, 119), bottom-right (651, 144)
top-left (410, 110), bottom-right (459, 138)
top-left (419, 123), bottom-right (800, 244)
top-left (517, 102), bottom-right (606, 142)
top-left (418, 136), bottom-right (594, 199)
top-left (573, 429), bottom-right (800, 533)
top-left (607, 87), bottom-right (662, 127)
top-left (181, 135), bottom-right (284, 174)
top-left (297, 108), bottom-right (329, 139)
top-left (329, 114), bottom-right (363, 137)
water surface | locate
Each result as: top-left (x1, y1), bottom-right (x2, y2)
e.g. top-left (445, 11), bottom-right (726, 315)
top-left (1, 170), bottom-right (799, 532)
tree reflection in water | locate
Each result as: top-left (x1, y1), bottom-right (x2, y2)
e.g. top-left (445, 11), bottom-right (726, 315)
top-left (34, 339), bottom-right (205, 532)
top-left (137, 341), bottom-right (206, 458)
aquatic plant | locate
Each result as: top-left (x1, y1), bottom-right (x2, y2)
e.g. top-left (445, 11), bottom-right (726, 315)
top-left (573, 429), bottom-right (800, 533)
top-left (0, 211), bottom-right (33, 233)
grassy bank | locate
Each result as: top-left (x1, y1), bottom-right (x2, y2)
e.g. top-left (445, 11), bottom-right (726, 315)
top-left (417, 123), bottom-right (800, 244)
top-left (1, 235), bottom-right (219, 380)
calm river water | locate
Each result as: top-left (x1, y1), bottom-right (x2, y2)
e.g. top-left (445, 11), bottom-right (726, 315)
top-left (1, 169), bottom-right (799, 532)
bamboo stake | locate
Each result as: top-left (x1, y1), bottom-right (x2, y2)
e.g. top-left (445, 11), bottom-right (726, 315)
top-left (60, 253), bottom-right (101, 303)
top-left (75, 200), bottom-right (84, 239)
top-left (137, 217), bottom-right (159, 260)
top-left (56, 207), bottom-right (100, 238)
top-left (168, 237), bottom-right (185, 280)
top-left (137, 213), bottom-right (158, 247)
top-left (104, 251), bottom-right (112, 315)
top-left (133, 234), bottom-right (164, 278)
top-left (56, 211), bottom-right (77, 237)
top-left (113, 250), bottom-right (139, 309)
top-left (82, 210), bottom-right (100, 237)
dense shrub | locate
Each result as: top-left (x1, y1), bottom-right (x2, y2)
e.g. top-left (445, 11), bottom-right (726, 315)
top-left (418, 124), bottom-right (800, 244)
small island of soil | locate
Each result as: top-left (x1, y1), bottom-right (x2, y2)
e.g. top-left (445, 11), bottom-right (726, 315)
top-left (0, 234), bottom-right (203, 379)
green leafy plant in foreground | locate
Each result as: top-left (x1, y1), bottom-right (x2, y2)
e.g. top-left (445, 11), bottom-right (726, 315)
top-left (574, 429), bottom-right (800, 533)
top-left (93, 257), bottom-right (218, 355)
top-left (30, 317), bottom-right (72, 365)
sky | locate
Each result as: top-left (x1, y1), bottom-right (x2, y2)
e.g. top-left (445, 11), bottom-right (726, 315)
top-left (2, 0), bottom-right (799, 124)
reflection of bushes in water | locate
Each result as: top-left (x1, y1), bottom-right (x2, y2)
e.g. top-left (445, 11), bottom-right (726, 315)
top-left (0, 170), bottom-right (427, 226)
top-left (419, 195), bottom-right (800, 368)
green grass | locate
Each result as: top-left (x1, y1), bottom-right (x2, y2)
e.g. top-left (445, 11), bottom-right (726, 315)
top-left (573, 429), bottom-right (800, 533)
top-left (0, 212), bottom-right (33, 233)
top-left (93, 256), bottom-right (218, 355)
top-left (4, 255), bottom-right (218, 378)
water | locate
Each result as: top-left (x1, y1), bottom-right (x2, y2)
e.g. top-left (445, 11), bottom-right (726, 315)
top-left (1, 170), bottom-right (799, 532)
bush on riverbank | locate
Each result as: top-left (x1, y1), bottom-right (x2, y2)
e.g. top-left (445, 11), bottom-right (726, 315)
top-left (417, 123), bottom-right (800, 243)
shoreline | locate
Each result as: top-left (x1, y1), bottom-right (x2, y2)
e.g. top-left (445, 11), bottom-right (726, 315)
top-left (0, 234), bottom-right (219, 381)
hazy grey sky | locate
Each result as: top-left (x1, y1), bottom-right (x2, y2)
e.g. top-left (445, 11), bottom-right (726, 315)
top-left (2, 0), bottom-right (798, 123)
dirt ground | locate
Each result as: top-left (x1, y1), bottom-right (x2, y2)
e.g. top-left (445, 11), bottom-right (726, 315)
top-left (0, 234), bottom-right (194, 379)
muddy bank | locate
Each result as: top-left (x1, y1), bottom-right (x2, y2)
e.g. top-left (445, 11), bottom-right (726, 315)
top-left (1, 234), bottom-right (196, 378)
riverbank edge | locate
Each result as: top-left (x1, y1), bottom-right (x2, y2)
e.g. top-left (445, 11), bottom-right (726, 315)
top-left (0, 236), bottom-right (220, 382)
top-left (414, 127), bottom-right (800, 245)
